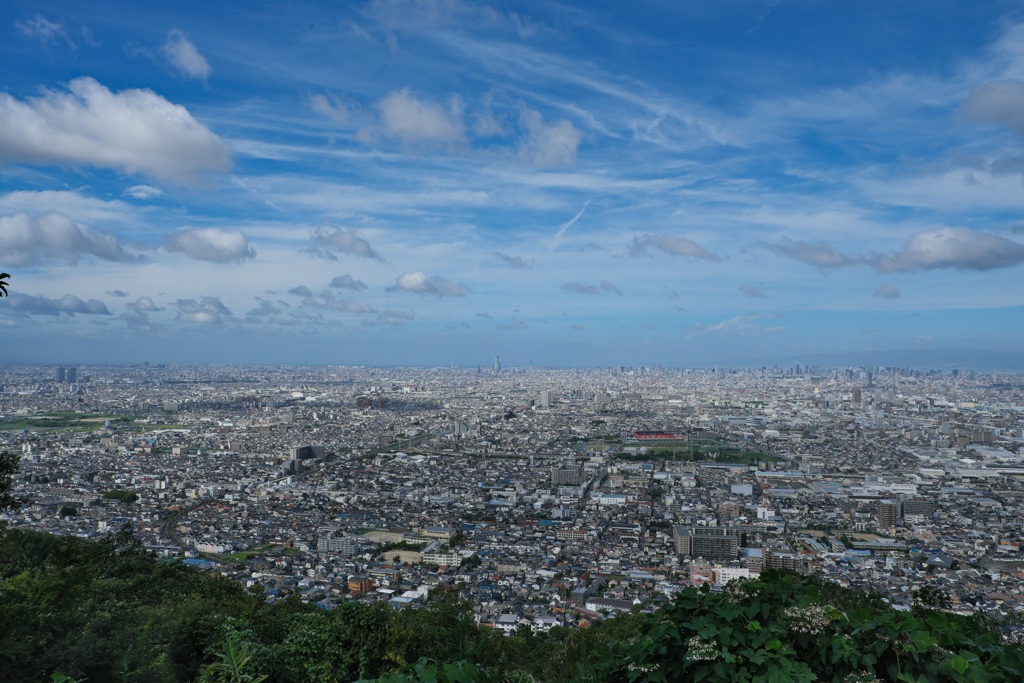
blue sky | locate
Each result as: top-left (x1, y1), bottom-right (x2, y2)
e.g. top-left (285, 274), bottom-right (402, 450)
top-left (1, 0), bottom-right (1023, 366)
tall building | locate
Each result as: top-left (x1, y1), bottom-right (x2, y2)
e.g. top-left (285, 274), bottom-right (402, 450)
top-left (551, 462), bottom-right (582, 486)
top-left (877, 499), bottom-right (900, 528)
top-left (673, 526), bottom-right (745, 561)
top-left (540, 390), bottom-right (552, 408)
top-left (67, 367), bottom-right (77, 383)
top-left (851, 387), bottom-right (862, 403)
top-left (494, 356), bottom-right (501, 372)
top-left (56, 367), bottom-right (65, 383)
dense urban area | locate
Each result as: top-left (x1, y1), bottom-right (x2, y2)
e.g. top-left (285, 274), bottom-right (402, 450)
top-left (3, 361), bottom-right (1023, 641)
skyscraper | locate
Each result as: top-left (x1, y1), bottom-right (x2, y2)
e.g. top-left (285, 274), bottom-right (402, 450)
top-left (56, 367), bottom-right (65, 383)
top-left (852, 387), bottom-right (862, 403)
top-left (540, 390), bottom-right (552, 408)
top-left (494, 356), bottom-right (501, 372)
top-left (68, 367), bottom-right (77, 383)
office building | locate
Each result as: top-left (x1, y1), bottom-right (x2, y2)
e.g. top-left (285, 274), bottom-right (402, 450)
top-left (540, 390), bottom-right (552, 408)
top-left (852, 387), bottom-right (862, 403)
top-left (56, 367), bottom-right (65, 383)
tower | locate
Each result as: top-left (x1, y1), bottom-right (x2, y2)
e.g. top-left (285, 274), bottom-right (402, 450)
top-left (494, 356), bottom-right (501, 372)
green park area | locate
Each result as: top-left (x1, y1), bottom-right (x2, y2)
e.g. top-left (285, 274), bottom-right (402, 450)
top-left (0, 412), bottom-right (139, 432)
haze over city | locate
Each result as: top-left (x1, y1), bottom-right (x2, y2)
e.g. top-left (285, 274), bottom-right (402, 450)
top-left (1, 1), bottom-right (1024, 366)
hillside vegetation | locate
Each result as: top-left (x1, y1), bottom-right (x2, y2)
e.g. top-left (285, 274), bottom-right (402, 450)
top-left (0, 526), bottom-right (1020, 683)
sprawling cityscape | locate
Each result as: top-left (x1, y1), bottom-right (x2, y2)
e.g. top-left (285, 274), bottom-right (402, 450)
top-left (4, 361), bottom-right (1022, 639)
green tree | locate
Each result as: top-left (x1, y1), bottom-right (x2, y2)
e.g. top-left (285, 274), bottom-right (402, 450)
top-left (0, 450), bottom-right (27, 513)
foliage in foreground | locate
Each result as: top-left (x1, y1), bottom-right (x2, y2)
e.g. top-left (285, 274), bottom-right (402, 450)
top-left (1, 524), bottom-right (1022, 683)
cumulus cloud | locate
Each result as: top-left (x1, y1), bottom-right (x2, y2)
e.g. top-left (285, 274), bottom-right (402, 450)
top-left (600, 280), bottom-right (622, 294)
top-left (872, 283), bottom-right (900, 299)
top-left (518, 107), bottom-right (582, 167)
top-left (496, 316), bottom-right (528, 330)
top-left (494, 252), bottom-right (528, 268)
top-left (297, 290), bottom-right (376, 314)
top-left (162, 29), bottom-right (212, 82)
top-left (288, 285), bottom-right (314, 298)
top-left (686, 313), bottom-right (787, 339)
top-left (0, 77), bottom-right (231, 182)
top-left (739, 284), bottom-right (764, 298)
top-left (123, 185), bottom-right (163, 199)
top-left (311, 224), bottom-right (384, 261)
top-left (128, 296), bottom-right (163, 312)
top-left (120, 309), bottom-right (160, 330)
top-left (960, 79), bottom-right (1024, 137)
top-left (246, 299), bottom-right (282, 318)
top-left (330, 274), bottom-right (368, 291)
top-left (761, 238), bottom-right (862, 269)
top-left (163, 227), bottom-right (256, 263)
top-left (1, 292), bottom-right (110, 317)
top-left (629, 234), bottom-right (718, 260)
top-left (176, 296), bottom-right (232, 324)
top-left (0, 211), bottom-right (140, 267)
top-left (872, 227), bottom-right (1024, 272)
top-left (310, 93), bottom-right (349, 124)
top-left (376, 89), bottom-right (464, 144)
top-left (388, 271), bottom-right (468, 297)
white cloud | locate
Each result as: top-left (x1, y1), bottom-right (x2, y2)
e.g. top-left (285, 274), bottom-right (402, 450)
top-left (494, 252), bottom-right (528, 268)
top-left (496, 315), bottom-right (528, 330)
top-left (561, 282), bottom-right (599, 295)
top-left (518, 107), bottom-right (582, 167)
top-left (310, 93), bottom-right (349, 124)
top-left (163, 227), bottom-right (256, 263)
top-left (476, 312), bottom-right (493, 319)
top-left (0, 77), bottom-right (231, 182)
top-left (687, 313), bottom-right (787, 339)
top-left (377, 89), bottom-right (464, 144)
top-left (1, 292), bottom-right (110, 317)
top-left (288, 285), bottom-right (314, 297)
top-left (15, 14), bottom-right (72, 47)
top-left (0, 211), bottom-right (139, 267)
top-left (176, 296), bottom-right (232, 324)
top-left (128, 296), bottom-right (164, 312)
top-left (330, 274), bottom-right (368, 291)
top-left (599, 280), bottom-right (622, 294)
top-left (960, 79), bottom-right (1024, 136)
top-left (872, 283), bottom-right (900, 299)
top-left (629, 234), bottom-right (719, 260)
top-left (739, 284), bottom-right (764, 298)
top-left (873, 227), bottom-right (1024, 272)
top-left (311, 225), bottom-right (384, 260)
top-left (123, 185), bottom-right (164, 199)
top-left (388, 271), bottom-right (468, 297)
top-left (162, 29), bottom-right (212, 82)
top-left (761, 239), bottom-right (862, 269)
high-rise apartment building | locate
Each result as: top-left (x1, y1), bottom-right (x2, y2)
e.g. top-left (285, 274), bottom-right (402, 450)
top-left (551, 462), bottom-right (582, 486)
top-left (540, 390), bottom-right (552, 408)
top-left (877, 499), bottom-right (900, 528)
top-left (673, 526), bottom-right (746, 561)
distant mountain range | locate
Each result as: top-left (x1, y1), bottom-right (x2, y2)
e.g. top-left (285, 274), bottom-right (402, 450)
top-left (733, 348), bottom-right (1024, 371)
